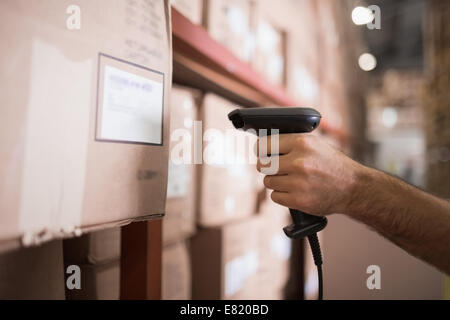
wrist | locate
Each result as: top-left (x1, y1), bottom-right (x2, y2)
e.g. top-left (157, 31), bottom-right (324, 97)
top-left (343, 162), bottom-right (379, 219)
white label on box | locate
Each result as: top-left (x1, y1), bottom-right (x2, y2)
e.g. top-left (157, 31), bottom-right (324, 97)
top-left (224, 251), bottom-right (259, 297)
top-left (99, 64), bottom-right (164, 145)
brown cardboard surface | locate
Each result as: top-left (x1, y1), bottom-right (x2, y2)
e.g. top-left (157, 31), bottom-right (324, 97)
top-left (164, 86), bottom-right (200, 245)
top-left (191, 217), bottom-right (260, 300)
top-left (199, 94), bottom-right (258, 227)
top-left (65, 260), bottom-right (120, 300)
top-left (172, 0), bottom-right (204, 25)
top-left (0, 240), bottom-right (65, 299)
top-left (251, 2), bottom-right (286, 87)
top-left (0, 0), bottom-right (172, 250)
top-left (286, 35), bottom-right (320, 107)
top-left (162, 240), bottom-right (191, 300)
top-left (63, 228), bottom-right (121, 265)
top-left (254, 197), bottom-right (292, 296)
top-left (204, 0), bottom-right (253, 62)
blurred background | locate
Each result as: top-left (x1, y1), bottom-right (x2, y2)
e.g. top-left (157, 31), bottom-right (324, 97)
top-left (0, 0), bottom-right (449, 300)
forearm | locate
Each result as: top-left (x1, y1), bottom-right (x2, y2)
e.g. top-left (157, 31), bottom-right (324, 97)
top-left (348, 166), bottom-right (450, 274)
top-left (257, 134), bottom-right (450, 273)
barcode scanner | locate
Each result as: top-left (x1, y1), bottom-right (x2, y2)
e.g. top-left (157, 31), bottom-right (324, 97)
top-left (228, 107), bottom-right (327, 300)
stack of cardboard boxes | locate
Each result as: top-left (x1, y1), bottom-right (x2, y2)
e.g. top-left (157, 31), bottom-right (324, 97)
top-left (170, 0), bottom-right (362, 301)
top-left (172, 0), bottom-right (204, 25)
top-left (190, 93), bottom-right (294, 299)
top-left (171, 0), bottom-right (331, 105)
top-left (0, 0), bottom-right (172, 250)
top-left (168, 0), bottom-right (333, 300)
top-left (0, 0), bottom-right (363, 300)
top-left (0, 0), bottom-right (173, 299)
top-left (163, 85), bottom-right (294, 299)
top-left (162, 85), bottom-right (201, 300)
top-left (285, 0), bottom-right (321, 107)
top-left (177, 0), bottom-right (287, 87)
top-left (252, 192), bottom-right (292, 300)
top-left (192, 217), bottom-right (260, 299)
top-left (252, 2), bottom-right (287, 87)
top-left (192, 93), bottom-right (260, 299)
top-left (203, 0), bottom-right (254, 63)
top-left (63, 229), bottom-right (121, 300)
top-left (0, 240), bottom-right (65, 299)
top-left (198, 94), bottom-right (258, 226)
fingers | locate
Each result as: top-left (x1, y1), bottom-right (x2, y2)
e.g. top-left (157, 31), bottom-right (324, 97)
top-left (263, 175), bottom-right (291, 192)
top-left (270, 191), bottom-right (295, 208)
top-left (255, 134), bottom-right (298, 156)
top-left (256, 154), bottom-right (293, 175)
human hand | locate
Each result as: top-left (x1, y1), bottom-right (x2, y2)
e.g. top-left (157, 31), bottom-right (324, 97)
top-left (256, 134), bottom-right (365, 216)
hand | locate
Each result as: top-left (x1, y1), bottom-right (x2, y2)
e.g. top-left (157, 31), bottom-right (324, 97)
top-left (256, 134), bottom-right (364, 216)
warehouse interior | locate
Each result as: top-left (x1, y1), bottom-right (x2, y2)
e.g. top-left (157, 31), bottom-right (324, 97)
top-left (0, 0), bottom-right (449, 300)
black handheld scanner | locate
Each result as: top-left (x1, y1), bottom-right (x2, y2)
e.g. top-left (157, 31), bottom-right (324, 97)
top-left (228, 107), bottom-right (327, 239)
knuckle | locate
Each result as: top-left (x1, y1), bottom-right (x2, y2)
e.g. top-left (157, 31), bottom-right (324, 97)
top-left (294, 135), bottom-right (306, 147)
top-left (304, 159), bottom-right (319, 175)
top-left (292, 158), bottom-right (305, 171)
top-left (294, 135), bottom-right (314, 150)
top-left (301, 159), bottom-right (312, 172)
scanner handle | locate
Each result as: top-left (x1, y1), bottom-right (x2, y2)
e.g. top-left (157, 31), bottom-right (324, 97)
top-left (283, 209), bottom-right (328, 240)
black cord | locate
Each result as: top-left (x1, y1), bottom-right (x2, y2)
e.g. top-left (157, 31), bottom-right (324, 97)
top-left (316, 264), bottom-right (323, 300)
top-left (307, 233), bottom-right (324, 300)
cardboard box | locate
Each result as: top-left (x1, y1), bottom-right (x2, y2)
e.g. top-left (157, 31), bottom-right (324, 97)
top-left (65, 260), bottom-right (120, 300)
top-left (204, 0), bottom-right (254, 62)
top-left (63, 228), bottom-right (121, 265)
top-left (249, 1), bottom-right (320, 89)
top-left (319, 83), bottom-right (349, 133)
top-left (164, 86), bottom-right (200, 245)
top-left (0, 0), bottom-right (172, 251)
top-left (63, 228), bottom-right (121, 300)
top-left (162, 241), bottom-right (191, 300)
top-left (286, 36), bottom-right (320, 107)
top-left (191, 217), bottom-right (260, 300)
top-left (172, 0), bottom-right (204, 25)
top-left (252, 5), bottom-right (286, 87)
top-left (199, 94), bottom-right (258, 227)
top-left (254, 196), bottom-right (292, 297)
top-left (0, 240), bottom-right (65, 299)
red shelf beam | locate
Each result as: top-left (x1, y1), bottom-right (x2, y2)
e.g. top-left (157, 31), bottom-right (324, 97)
top-left (171, 8), bottom-right (349, 142)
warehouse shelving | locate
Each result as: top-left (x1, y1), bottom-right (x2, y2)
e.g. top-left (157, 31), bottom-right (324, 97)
top-left (172, 8), bottom-right (349, 142)
top-left (122, 7), bottom-right (349, 300)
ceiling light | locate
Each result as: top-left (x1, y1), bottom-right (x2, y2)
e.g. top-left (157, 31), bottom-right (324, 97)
top-left (382, 107), bottom-right (398, 128)
top-left (358, 53), bottom-right (377, 71)
top-left (352, 6), bottom-right (374, 25)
